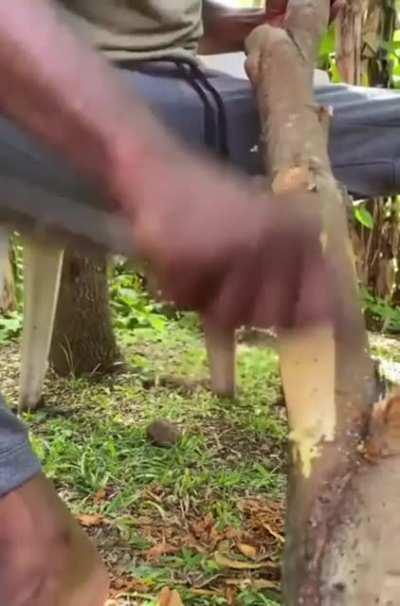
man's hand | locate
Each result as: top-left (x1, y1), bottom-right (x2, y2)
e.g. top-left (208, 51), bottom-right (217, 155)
top-left (115, 151), bottom-right (334, 331)
top-left (0, 0), bottom-right (334, 332)
top-left (0, 473), bottom-right (109, 606)
top-left (265, 0), bottom-right (345, 27)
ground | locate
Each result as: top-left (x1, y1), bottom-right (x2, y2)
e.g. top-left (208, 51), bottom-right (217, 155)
top-left (0, 316), bottom-right (399, 606)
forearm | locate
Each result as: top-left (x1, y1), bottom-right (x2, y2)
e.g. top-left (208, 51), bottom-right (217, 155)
top-left (0, 0), bottom-right (178, 211)
top-left (200, 1), bottom-right (265, 54)
top-left (0, 474), bottom-right (109, 606)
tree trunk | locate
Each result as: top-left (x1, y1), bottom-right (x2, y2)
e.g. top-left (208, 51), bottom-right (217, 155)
top-left (50, 248), bottom-right (120, 377)
top-left (335, 0), bottom-right (366, 86)
top-left (336, 0), bottom-right (395, 87)
top-left (245, 1), bottom-right (400, 602)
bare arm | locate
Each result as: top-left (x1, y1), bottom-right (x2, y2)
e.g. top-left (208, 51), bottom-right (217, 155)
top-left (0, 0), bottom-right (333, 331)
top-left (0, 0), bottom-right (180, 212)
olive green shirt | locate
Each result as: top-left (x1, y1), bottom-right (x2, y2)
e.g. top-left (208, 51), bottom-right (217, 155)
top-left (60, 0), bottom-right (203, 61)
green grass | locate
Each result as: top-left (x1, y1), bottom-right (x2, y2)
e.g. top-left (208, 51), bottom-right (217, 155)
top-left (2, 260), bottom-right (400, 605)
top-left (2, 302), bottom-right (400, 604)
top-left (0, 317), bottom-right (285, 606)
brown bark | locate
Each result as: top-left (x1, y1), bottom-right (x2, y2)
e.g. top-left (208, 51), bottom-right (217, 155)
top-left (245, 1), bottom-right (400, 603)
top-left (336, 0), bottom-right (396, 87)
top-left (50, 249), bottom-right (120, 377)
top-left (336, 0), bottom-right (366, 85)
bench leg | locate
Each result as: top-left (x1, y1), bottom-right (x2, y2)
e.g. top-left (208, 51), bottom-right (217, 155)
top-left (204, 321), bottom-right (236, 398)
top-left (19, 239), bottom-right (64, 411)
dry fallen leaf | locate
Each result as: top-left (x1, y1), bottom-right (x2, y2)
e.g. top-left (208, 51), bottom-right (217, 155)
top-left (214, 552), bottom-right (266, 570)
top-left (191, 512), bottom-right (214, 538)
top-left (94, 488), bottom-right (107, 503)
top-left (110, 576), bottom-right (150, 595)
top-left (225, 585), bottom-right (237, 606)
top-left (189, 512), bottom-right (224, 548)
top-left (237, 543), bottom-right (257, 560)
top-left (146, 541), bottom-right (176, 561)
top-left (261, 522), bottom-right (284, 544)
top-left (158, 587), bottom-right (184, 606)
top-left (224, 527), bottom-right (240, 540)
top-left (76, 513), bottom-right (105, 527)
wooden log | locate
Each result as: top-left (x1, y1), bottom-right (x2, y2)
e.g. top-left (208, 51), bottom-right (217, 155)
top-left (244, 1), bottom-right (399, 602)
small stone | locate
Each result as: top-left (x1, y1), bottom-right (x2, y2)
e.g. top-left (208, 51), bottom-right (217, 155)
top-left (146, 419), bottom-right (182, 447)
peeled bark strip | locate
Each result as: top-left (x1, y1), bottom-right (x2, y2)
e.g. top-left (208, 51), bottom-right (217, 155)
top-left (244, 2), bottom-right (400, 603)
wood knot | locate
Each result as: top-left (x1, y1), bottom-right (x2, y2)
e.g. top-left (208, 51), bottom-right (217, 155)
top-left (272, 165), bottom-right (316, 194)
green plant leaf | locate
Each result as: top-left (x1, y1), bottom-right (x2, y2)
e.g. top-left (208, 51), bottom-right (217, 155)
top-left (354, 206), bottom-right (374, 230)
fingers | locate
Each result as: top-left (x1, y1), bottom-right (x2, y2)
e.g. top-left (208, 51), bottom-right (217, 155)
top-left (204, 249), bottom-right (260, 330)
top-left (251, 251), bottom-right (301, 330)
top-left (292, 240), bottom-right (335, 329)
top-left (205, 206), bottom-right (335, 332)
top-left (137, 181), bottom-right (335, 334)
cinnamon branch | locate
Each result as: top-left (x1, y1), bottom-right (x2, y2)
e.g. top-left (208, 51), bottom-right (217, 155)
top-left (245, 1), bottom-right (377, 602)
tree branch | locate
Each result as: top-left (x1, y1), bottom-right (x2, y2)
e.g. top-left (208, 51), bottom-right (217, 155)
top-left (244, 1), bottom-right (383, 602)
